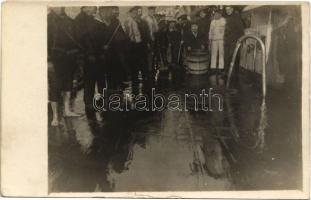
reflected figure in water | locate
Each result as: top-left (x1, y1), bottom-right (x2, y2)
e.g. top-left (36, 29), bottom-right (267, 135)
top-left (49, 107), bottom-right (150, 192)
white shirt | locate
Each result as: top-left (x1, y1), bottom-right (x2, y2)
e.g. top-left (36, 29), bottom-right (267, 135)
top-left (209, 17), bottom-right (226, 40)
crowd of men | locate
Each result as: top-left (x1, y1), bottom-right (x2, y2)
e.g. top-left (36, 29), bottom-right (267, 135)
top-left (48, 6), bottom-right (244, 126)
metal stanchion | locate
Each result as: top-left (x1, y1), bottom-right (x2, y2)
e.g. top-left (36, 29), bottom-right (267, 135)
top-left (226, 34), bottom-right (266, 98)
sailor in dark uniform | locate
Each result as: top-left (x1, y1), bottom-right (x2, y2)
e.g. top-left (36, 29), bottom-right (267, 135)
top-left (155, 18), bottom-right (169, 69)
top-left (197, 9), bottom-right (211, 44)
top-left (143, 7), bottom-right (161, 71)
top-left (176, 13), bottom-right (191, 37)
top-left (224, 6), bottom-right (244, 72)
top-left (167, 20), bottom-right (182, 66)
top-left (124, 6), bottom-right (152, 84)
top-left (106, 6), bottom-right (131, 88)
top-left (48, 7), bottom-right (81, 122)
top-left (136, 6), bottom-right (153, 81)
top-left (175, 13), bottom-right (191, 65)
top-left (75, 6), bottom-right (107, 120)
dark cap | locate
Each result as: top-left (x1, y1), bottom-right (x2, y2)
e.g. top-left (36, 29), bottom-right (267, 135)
top-left (224, 5), bottom-right (244, 12)
top-left (213, 8), bottom-right (222, 14)
top-left (129, 6), bottom-right (142, 12)
top-left (190, 20), bottom-right (199, 25)
top-left (194, 7), bottom-right (209, 17)
top-left (98, 6), bottom-right (112, 12)
top-left (155, 13), bottom-right (165, 17)
top-left (176, 13), bottom-right (187, 20)
top-left (147, 6), bottom-right (156, 10)
top-left (167, 19), bottom-right (177, 23)
top-left (224, 5), bottom-right (237, 9)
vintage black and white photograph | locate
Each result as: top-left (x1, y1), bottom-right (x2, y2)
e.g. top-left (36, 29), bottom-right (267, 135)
top-left (47, 4), bottom-right (304, 193)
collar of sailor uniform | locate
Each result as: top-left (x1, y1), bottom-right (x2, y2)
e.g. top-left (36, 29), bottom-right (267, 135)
top-left (94, 16), bottom-right (102, 23)
top-left (192, 31), bottom-right (198, 37)
top-left (103, 19), bottom-right (111, 26)
top-left (94, 16), bottom-right (110, 26)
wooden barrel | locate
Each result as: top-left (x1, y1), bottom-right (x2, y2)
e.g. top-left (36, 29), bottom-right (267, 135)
top-left (186, 50), bottom-right (209, 75)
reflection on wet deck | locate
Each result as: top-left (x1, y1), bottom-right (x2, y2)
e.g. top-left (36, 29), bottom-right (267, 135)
top-left (48, 69), bottom-right (302, 192)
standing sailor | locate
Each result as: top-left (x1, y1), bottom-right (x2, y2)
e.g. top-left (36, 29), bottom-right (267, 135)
top-left (167, 20), bottom-right (182, 66)
top-left (143, 6), bottom-right (160, 71)
top-left (224, 6), bottom-right (244, 73)
top-left (197, 9), bottom-right (211, 41)
top-left (124, 6), bottom-right (151, 83)
top-left (75, 6), bottom-right (106, 120)
top-left (107, 6), bottom-right (131, 87)
top-left (176, 13), bottom-right (191, 65)
top-left (143, 6), bottom-right (159, 43)
top-left (137, 6), bottom-right (153, 81)
top-left (48, 7), bottom-right (81, 120)
top-left (209, 10), bottom-right (226, 72)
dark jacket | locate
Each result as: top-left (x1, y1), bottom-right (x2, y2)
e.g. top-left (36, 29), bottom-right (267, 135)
top-left (197, 16), bottom-right (211, 38)
top-left (94, 20), bottom-right (110, 55)
top-left (137, 18), bottom-right (152, 45)
top-left (177, 21), bottom-right (191, 38)
top-left (74, 11), bottom-right (101, 56)
top-left (48, 11), bottom-right (79, 58)
top-left (167, 30), bottom-right (182, 47)
top-left (183, 31), bottom-right (206, 50)
top-left (224, 12), bottom-right (244, 45)
top-left (109, 18), bottom-right (129, 45)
